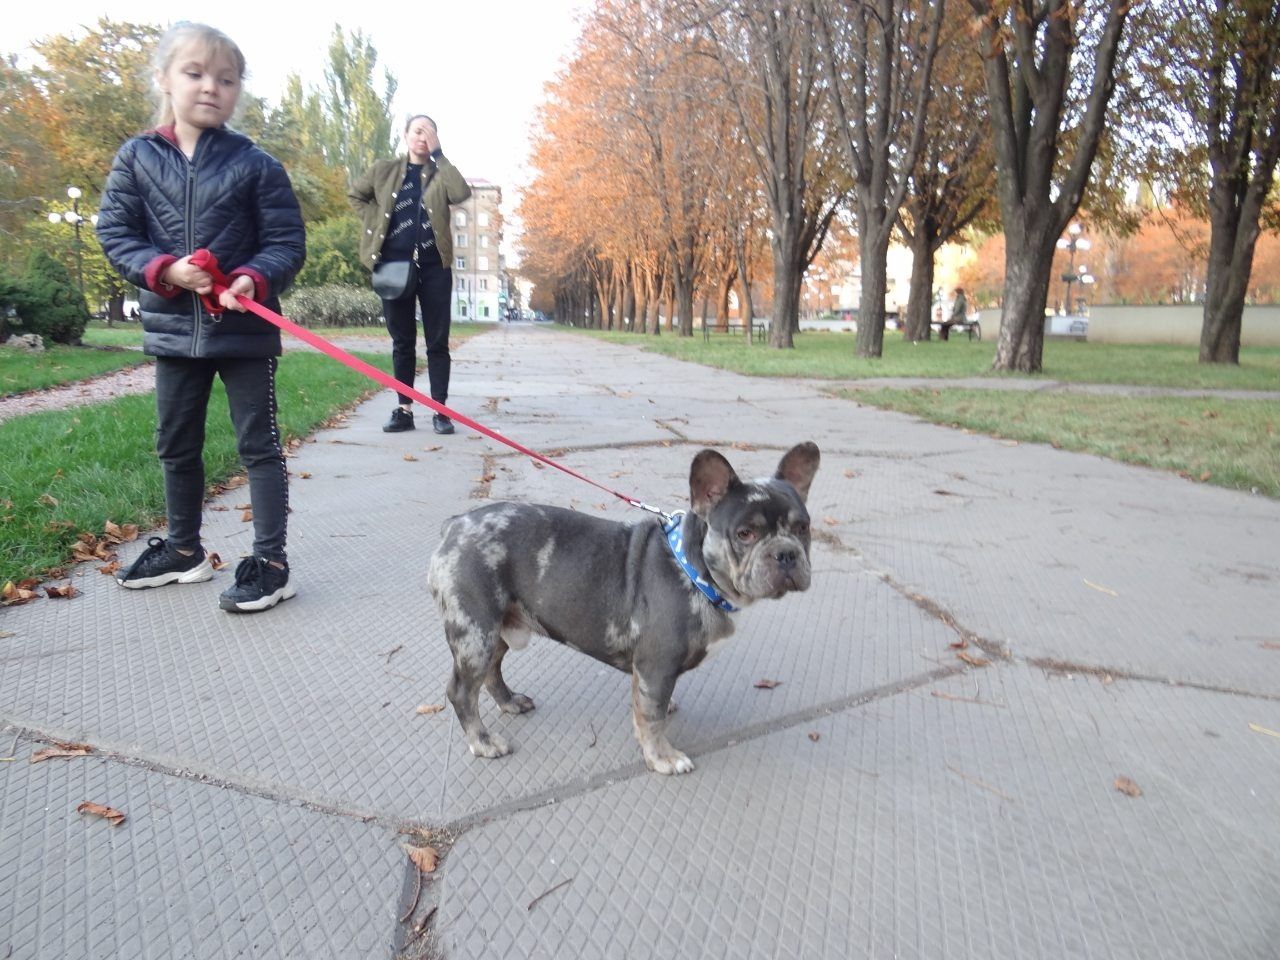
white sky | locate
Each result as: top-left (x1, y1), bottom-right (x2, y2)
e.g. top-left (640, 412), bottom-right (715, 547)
top-left (8, 0), bottom-right (591, 260)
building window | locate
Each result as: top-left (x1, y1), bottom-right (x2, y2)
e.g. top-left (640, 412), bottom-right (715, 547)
top-left (479, 278), bottom-right (488, 291)
top-left (478, 212), bottom-right (490, 227)
top-left (456, 277), bottom-right (467, 292)
top-left (480, 235), bottom-right (489, 248)
top-left (454, 211), bottom-right (467, 227)
top-left (455, 257), bottom-right (466, 270)
top-left (483, 304), bottom-right (490, 318)
top-left (455, 233), bottom-right (467, 247)
top-left (458, 300), bottom-right (468, 317)
top-left (478, 256), bottom-right (489, 271)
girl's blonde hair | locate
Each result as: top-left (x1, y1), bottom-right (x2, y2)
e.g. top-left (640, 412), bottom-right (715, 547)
top-left (151, 22), bottom-right (247, 127)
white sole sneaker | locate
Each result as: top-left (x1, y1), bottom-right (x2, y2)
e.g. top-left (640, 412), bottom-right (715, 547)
top-left (117, 556), bottom-right (215, 590)
top-left (219, 580), bottom-right (297, 613)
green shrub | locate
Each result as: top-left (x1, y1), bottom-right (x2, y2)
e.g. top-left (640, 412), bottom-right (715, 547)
top-left (295, 215), bottom-right (365, 288)
top-left (10, 250), bottom-right (90, 344)
top-left (282, 284), bottom-right (384, 327)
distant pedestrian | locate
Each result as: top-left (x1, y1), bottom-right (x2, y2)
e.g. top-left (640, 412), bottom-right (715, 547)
top-left (939, 287), bottom-right (969, 341)
top-left (349, 115), bottom-right (471, 435)
top-left (96, 22), bottom-right (306, 613)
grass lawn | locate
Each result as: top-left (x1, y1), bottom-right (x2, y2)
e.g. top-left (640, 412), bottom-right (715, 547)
top-left (0, 344), bottom-right (152, 396)
top-left (0, 350), bottom-right (390, 584)
top-left (845, 387), bottom-right (1280, 499)
top-left (567, 327), bottom-right (1280, 390)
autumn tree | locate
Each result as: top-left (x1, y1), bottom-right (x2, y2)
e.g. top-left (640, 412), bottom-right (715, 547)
top-left (678, 0), bottom-right (846, 347)
top-left (895, 9), bottom-right (999, 341)
top-left (1140, 0), bottom-right (1280, 364)
top-left (813, 0), bottom-right (944, 356)
top-left (967, 0), bottom-right (1134, 371)
top-left (322, 26), bottom-right (398, 185)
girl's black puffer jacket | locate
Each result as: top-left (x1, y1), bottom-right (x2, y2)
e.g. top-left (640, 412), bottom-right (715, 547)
top-left (96, 126), bottom-right (306, 359)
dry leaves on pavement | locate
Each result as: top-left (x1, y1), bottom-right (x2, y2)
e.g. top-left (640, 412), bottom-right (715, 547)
top-left (402, 843), bottom-right (439, 873)
top-left (31, 742), bottom-right (93, 763)
top-left (957, 650), bottom-right (990, 667)
top-left (1114, 776), bottom-right (1143, 798)
top-left (44, 584), bottom-right (78, 599)
top-left (77, 801), bottom-right (126, 826)
top-left (754, 679), bottom-right (782, 689)
top-left (415, 704), bottom-right (445, 716)
top-left (2, 580), bottom-right (40, 606)
top-left (102, 520), bottom-right (139, 544)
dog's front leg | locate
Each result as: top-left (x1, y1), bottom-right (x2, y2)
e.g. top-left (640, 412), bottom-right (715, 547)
top-left (631, 668), bottom-right (693, 775)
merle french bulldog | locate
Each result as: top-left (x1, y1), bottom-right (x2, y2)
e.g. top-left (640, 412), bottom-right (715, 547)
top-left (427, 442), bottom-right (819, 774)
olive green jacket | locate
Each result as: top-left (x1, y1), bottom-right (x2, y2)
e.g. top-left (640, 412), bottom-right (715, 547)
top-left (347, 153), bottom-right (471, 271)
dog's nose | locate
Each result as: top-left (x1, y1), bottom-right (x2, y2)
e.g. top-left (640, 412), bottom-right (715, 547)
top-left (774, 548), bottom-right (797, 569)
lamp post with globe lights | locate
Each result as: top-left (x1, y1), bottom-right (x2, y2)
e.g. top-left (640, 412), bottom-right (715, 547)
top-left (1055, 222), bottom-right (1094, 315)
top-left (48, 186), bottom-right (98, 308)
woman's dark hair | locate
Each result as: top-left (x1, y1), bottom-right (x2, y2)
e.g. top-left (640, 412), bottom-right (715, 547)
top-left (405, 114), bottom-right (437, 132)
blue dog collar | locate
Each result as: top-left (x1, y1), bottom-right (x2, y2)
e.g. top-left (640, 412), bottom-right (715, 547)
top-left (663, 511), bottom-right (738, 613)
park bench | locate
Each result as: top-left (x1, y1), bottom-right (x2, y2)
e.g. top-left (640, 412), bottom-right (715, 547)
top-left (703, 321), bottom-right (768, 343)
top-left (931, 316), bottom-right (982, 341)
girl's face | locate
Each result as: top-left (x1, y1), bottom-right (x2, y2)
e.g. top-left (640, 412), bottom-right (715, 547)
top-left (158, 42), bottom-right (241, 131)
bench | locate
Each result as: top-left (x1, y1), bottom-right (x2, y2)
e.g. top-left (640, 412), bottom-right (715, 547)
top-left (703, 321), bottom-right (767, 343)
top-left (931, 318), bottom-right (982, 341)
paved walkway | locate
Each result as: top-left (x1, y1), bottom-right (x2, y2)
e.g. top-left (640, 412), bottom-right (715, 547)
top-left (2, 324), bottom-right (1278, 959)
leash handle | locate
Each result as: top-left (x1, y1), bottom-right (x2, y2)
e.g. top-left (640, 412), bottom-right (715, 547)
top-left (187, 249), bottom-right (651, 510)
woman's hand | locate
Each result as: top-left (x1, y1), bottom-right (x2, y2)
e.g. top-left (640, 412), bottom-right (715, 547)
top-left (218, 275), bottom-right (257, 312)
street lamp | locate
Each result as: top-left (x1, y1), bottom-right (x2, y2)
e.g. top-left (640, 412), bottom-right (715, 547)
top-left (48, 186), bottom-right (97, 306)
top-left (1055, 222), bottom-right (1092, 315)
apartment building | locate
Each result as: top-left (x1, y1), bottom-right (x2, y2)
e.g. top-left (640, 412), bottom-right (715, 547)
top-left (450, 179), bottom-right (505, 322)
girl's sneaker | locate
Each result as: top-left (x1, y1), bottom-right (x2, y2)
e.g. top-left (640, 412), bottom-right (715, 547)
top-left (117, 537), bottom-right (214, 589)
top-left (219, 556), bottom-right (295, 613)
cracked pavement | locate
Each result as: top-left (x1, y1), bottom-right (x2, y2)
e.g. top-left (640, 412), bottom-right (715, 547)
top-left (3, 324), bottom-right (1278, 959)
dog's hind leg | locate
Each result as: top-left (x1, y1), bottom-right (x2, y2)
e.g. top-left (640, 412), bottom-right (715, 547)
top-left (446, 631), bottom-right (512, 759)
top-left (486, 640), bottom-right (536, 715)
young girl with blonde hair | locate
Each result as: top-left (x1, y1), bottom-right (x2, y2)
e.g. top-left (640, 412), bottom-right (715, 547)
top-left (97, 22), bottom-right (306, 612)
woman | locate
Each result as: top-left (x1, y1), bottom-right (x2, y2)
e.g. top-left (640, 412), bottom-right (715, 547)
top-left (349, 115), bottom-right (471, 434)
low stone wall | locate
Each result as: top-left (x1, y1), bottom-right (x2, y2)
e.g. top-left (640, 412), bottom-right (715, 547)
top-left (1086, 305), bottom-right (1280, 347)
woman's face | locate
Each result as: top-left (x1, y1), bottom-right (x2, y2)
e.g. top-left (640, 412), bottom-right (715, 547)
top-left (159, 41), bottom-right (241, 130)
top-left (405, 118), bottom-right (439, 160)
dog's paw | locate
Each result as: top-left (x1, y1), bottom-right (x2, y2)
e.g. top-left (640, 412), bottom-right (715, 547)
top-left (499, 694), bottom-right (536, 715)
top-left (647, 751), bottom-right (695, 775)
top-left (468, 731), bottom-right (512, 759)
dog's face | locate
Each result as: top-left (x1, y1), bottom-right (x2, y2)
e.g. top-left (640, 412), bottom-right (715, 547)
top-left (689, 442), bottom-right (819, 605)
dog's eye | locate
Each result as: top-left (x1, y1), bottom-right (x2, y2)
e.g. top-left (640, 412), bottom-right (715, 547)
top-left (736, 528), bottom-right (757, 543)
top-left (795, 521), bottom-right (810, 536)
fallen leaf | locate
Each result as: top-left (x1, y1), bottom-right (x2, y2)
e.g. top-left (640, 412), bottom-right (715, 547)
top-left (209, 553), bottom-right (229, 571)
top-left (45, 584), bottom-right (78, 599)
top-left (1114, 776), bottom-right (1142, 798)
top-left (1083, 579), bottom-right (1118, 597)
top-left (402, 843), bottom-right (439, 873)
top-left (531, 460), bottom-right (546, 469)
top-left (0, 630), bottom-right (14, 639)
top-left (957, 651), bottom-right (990, 667)
top-left (46, 519), bottom-right (76, 531)
top-left (933, 489), bottom-right (959, 497)
top-left (103, 520), bottom-right (138, 543)
top-left (240, 510), bottom-right (253, 522)
top-left (210, 505), bottom-right (229, 512)
top-left (98, 561), bottom-right (121, 575)
top-left (1, 582), bottom-right (39, 606)
top-left (298, 472), bottom-right (313, 480)
top-left (415, 704), bottom-right (445, 716)
top-left (1101, 674), bottom-right (1115, 685)
top-left (38, 493), bottom-right (59, 507)
top-left (1248, 722), bottom-right (1280, 739)
top-left (423, 445), bottom-right (442, 452)
top-left (31, 742), bottom-right (92, 762)
top-left (754, 679), bottom-right (782, 689)
top-left (948, 638), bottom-right (969, 650)
top-left (225, 476), bottom-right (248, 489)
top-left (842, 469), bottom-right (858, 478)
top-left (77, 801), bottom-right (126, 825)
top-left (822, 516), bottom-right (840, 526)
top-left (1199, 471), bottom-right (1212, 482)
top-left (403, 453), bottom-right (419, 462)
top-left (1260, 642), bottom-right (1280, 651)
top-left (234, 502), bottom-right (252, 511)
top-left (808, 732), bottom-right (820, 742)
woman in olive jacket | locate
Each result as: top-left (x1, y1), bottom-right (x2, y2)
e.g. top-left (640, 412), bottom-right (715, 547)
top-left (349, 114), bottom-right (471, 434)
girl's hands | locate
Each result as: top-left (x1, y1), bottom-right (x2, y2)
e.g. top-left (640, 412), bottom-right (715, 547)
top-left (218, 275), bottom-right (256, 312)
top-left (161, 256), bottom-right (214, 294)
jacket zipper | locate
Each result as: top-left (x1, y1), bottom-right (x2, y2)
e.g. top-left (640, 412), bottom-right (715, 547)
top-left (186, 140), bottom-right (202, 357)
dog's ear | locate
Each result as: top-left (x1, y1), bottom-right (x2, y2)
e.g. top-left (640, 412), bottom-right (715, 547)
top-left (774, 442), bottom-right (820, 503)
top-left (689, 449), bottom-right (740, 517)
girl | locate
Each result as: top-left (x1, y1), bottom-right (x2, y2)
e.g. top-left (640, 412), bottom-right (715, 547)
top-left (96, 22), bottom-right (306, 613)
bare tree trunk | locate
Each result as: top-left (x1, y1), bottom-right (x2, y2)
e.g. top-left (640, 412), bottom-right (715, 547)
top-left (735, 241), bottom-right (757, 346)
top-left (904, 226), bottom-right (935, 341)
top-left (771, 251), bottom-right (802, 348)
top-left (994, 241), bottom-right (1053, 371)
top-left (1200, 216), bottom-right (1251, 363)
top-left (855, 240), bottom-right (889, 357)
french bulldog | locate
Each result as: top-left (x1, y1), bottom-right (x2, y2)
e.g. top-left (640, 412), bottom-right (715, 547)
top-left (427, 442), bottom-right (819, 774)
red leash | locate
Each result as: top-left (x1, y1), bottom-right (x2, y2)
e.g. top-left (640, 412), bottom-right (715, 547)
top-left (188, 250), bottom-right (660, 513)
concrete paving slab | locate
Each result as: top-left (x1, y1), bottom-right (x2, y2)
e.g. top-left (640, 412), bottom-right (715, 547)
top-left (0, 726), bottom-right (403, 960)
top-left (429, 662), bottom-right (1280, 960)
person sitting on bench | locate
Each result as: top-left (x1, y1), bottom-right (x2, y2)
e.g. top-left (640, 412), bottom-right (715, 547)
top-left (939, 287), bottom-right (968, 341)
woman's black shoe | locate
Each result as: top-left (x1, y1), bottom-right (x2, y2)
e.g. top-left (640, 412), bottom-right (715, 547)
top-left (432, 414), bottom-right (455, 435)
